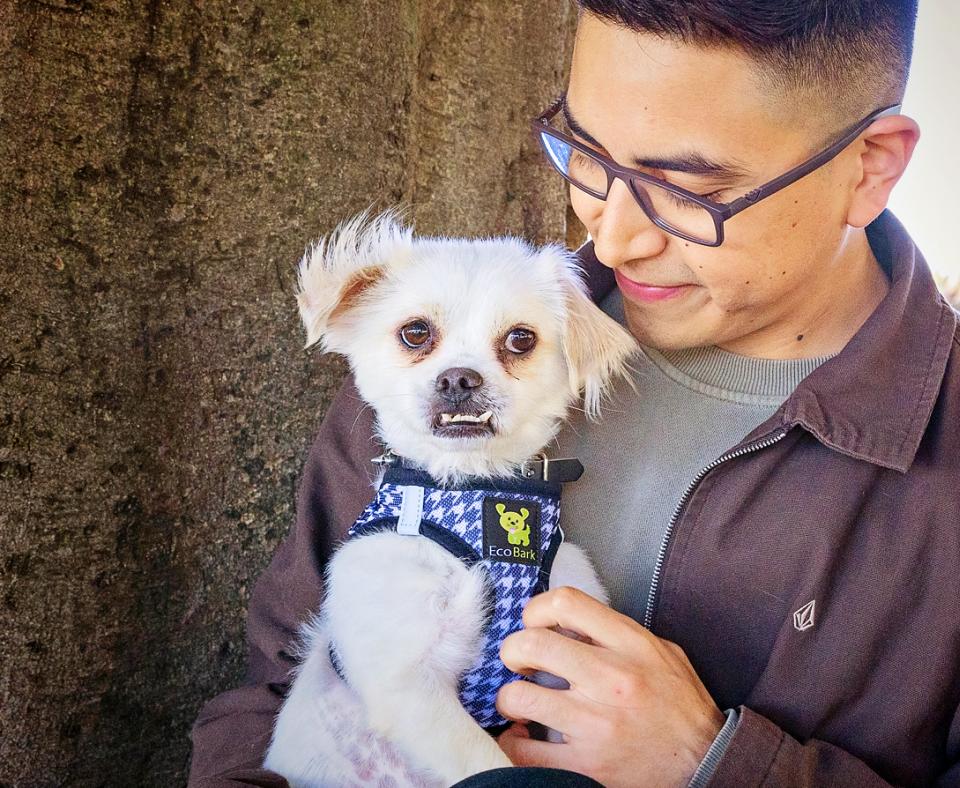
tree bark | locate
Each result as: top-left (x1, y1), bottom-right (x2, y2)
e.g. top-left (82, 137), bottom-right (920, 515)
top-left (0, 1), bottom-right (576, 784)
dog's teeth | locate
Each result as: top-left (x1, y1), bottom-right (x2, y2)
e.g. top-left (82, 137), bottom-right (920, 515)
top-left (440, 412), bottom-right (492, 426)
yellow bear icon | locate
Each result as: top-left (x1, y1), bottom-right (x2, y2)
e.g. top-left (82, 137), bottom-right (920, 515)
top-left (496, 503), bottom-right (530, 547)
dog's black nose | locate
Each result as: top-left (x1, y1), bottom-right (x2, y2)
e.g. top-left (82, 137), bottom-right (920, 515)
top-left (436, 367), bottom-right (483, 404)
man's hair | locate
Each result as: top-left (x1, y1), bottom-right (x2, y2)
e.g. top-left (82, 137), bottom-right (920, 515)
top-left (574, 0), bottom-right (918, 123)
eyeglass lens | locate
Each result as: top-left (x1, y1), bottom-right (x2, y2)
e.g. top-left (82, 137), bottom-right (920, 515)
top-left (538, 130), bottom-right (719, 245)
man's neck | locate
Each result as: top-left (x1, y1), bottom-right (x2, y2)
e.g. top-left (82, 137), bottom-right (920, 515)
top-left (719, 229), bottom-right (889, 360)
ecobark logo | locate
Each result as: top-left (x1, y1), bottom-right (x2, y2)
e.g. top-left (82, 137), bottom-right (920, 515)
top-left (793, 599), bottom-right (816, 632)
top-left (481, 498), bottom-right (540, 565)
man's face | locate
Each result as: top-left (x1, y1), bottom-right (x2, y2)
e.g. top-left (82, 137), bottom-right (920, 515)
top-left (567, 14), bottom-right (864, 355)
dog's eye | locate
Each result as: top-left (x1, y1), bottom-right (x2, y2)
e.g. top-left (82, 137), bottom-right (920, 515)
top-left (399, 320), bottom-right (432, 349)
top-left (504, 327), bottom-right (537, 355)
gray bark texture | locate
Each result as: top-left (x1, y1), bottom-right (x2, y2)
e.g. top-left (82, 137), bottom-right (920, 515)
top-left (0, 1), bottom-right (578, 784)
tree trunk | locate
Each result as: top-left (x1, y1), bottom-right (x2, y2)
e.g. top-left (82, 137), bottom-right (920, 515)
top-left (0, 1), bottom-right (576, 783)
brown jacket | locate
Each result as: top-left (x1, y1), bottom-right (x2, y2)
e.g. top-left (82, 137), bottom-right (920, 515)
top-left (188, 211), bottom-right (960, 787)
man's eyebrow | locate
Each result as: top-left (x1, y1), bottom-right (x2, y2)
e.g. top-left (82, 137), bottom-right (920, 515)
top-left (561, 96), bottom-right (749, 180)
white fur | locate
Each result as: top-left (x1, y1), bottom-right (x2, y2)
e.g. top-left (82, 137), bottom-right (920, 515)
top-left (263, 212), bottom-right (637, 786)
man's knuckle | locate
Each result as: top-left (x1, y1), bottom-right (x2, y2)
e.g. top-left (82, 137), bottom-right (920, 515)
top-left (509, 629), bottom-right (544, 664)
top-left (551, 585), bottom-right (581, 610)
top-left (498, 681), bottom-right (517, 701)
top-left (663, 638), bottom-right (685, 659)
top-left (631, 632), bottom-right (660, 662)
top-left (498, 681), bottom-right (529, 712)
top-left (516, 630), bottom-right (537, 658)
top-left (499, 632), bottom-right (519, 661)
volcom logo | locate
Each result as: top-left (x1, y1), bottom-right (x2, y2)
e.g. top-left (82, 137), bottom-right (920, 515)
top-left (793, 600), bottom-right (816, 632)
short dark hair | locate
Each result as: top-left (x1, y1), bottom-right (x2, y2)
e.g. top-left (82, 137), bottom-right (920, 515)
top-left (574, 0), bottom-right (918, 122)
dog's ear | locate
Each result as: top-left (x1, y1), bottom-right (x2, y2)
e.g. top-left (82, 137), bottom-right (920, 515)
top-left (296, 209), bottom-right (413, 351)
top-left (547, 248), bottom-right (638, 420)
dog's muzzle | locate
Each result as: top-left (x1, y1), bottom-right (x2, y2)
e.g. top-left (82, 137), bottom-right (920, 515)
top-left (431, 367), bottom-right (495, 437)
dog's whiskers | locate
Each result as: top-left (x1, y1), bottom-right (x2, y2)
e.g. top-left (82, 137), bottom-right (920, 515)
top-left (349, 400), bottom-right (376, 434)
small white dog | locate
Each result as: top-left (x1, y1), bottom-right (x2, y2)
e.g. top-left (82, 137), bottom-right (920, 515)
top-left (263, 210), bottom-right (636, 787)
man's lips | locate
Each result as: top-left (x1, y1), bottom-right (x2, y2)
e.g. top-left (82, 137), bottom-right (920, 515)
top-left (614, 269), bottom-right (696, 303)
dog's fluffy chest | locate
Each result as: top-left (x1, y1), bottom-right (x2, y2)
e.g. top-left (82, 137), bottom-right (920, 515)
top-left (344, 467), bottom-right (565, 729)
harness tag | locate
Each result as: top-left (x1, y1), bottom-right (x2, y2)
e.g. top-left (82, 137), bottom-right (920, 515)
top-left (397, 485), bottom-right (424, 535)
top-left (481, 497), bottom-right (541, 565)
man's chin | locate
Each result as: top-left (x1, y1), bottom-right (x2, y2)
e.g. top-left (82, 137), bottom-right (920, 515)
top-left (622, 309), bottom-right (721, 352)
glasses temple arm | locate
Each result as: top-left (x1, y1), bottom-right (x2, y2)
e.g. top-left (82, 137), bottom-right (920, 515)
top-left (722, 104), bottom-right (902, 219)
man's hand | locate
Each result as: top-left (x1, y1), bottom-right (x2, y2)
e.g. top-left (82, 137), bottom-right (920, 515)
top-left (495, 587), bottom-right (725, 788)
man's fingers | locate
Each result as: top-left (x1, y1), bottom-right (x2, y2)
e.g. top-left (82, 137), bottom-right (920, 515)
top-left (497, 728), bottom-right (574, 771)
top-left (496, 679), bottom-right (582, 736)
top-left (523, 586), bottom-right (656, 653)
top-left (500, 627), bottom-right (601, 688)
top-left (497, 721), bottom-right (531, 742)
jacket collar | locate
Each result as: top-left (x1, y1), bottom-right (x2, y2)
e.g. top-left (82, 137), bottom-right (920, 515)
top-left (780, 211), bottom-right (956, 472)
top-left (576, 211), bottom-right (957, 473)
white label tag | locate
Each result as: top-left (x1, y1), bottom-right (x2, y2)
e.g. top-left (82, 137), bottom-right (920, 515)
top-left (397, 485), bottom-right (424, 536)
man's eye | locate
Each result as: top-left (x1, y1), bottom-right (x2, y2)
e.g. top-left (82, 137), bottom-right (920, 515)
top-left (570, 150), bottom-right (602, 170)
top-left (504, 327), bottom-right (537, 355)
top-left (399, 320), bottom-right (432, 349)
top-left (699, 190), bottom-right (726, 203)
top-left (661, 188), bottom-right (726, 211)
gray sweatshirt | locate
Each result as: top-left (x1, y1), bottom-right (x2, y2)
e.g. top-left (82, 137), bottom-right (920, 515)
top-left (551, 290), bottom-right (831, 783)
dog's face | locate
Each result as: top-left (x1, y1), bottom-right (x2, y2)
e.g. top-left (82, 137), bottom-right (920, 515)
top-left (297, 211), bottom-right (636, 482)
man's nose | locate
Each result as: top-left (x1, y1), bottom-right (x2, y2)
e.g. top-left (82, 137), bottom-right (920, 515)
top-left (591, 178), bottom-right (668, 268)
top-left (435, 367), bottom-right (483, 405)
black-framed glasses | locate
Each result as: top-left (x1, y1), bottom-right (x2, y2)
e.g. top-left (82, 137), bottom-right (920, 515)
top-left (531, 94), bottom-right (901, 247)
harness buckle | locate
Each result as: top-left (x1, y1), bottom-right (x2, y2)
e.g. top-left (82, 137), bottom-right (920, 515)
top-left (520, 453), bottom-right (547, 480)
top-left (520, 454), bottom-right (584, 483)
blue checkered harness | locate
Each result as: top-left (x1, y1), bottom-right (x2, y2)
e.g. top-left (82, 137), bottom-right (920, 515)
top-left (346, 466), bottom-right (564, 730)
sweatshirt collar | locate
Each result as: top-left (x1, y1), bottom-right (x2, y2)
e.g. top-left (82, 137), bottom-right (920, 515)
top-left (577, 210), bottom-right (957, 473)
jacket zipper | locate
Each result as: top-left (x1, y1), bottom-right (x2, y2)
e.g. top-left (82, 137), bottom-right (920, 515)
top-left (643, 427), bottom-right (789, 630)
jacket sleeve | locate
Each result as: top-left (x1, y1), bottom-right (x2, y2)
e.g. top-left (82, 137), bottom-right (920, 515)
top-left (706, 706), bottom-right (898, 787)
top-left (187, 377), bottom-right (379, 787)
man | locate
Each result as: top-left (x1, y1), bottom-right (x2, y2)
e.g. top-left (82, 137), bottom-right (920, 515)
top-left (190, 2), bottom-right (960, 786)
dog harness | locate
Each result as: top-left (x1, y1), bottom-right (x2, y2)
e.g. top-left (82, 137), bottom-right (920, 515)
top-left (336, 460), bottom-right (581, 730)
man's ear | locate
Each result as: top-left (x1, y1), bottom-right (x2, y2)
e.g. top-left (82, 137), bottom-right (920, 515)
top-left (296, 209), bottom-right (412, 351)
top-left (548, 248), bottom-right (638, 419)
top-left (846, 114), bottom-right (920, 229)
